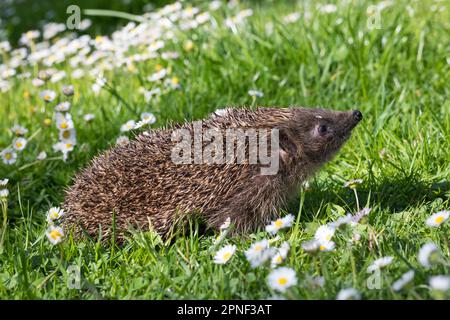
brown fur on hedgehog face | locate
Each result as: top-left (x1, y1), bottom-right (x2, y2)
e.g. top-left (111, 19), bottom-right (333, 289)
top-left (282, 108), bottom-right (362, 165)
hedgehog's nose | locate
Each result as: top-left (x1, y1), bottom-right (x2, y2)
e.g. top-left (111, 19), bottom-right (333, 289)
top-left (352, 110), bottom-right (363, 122)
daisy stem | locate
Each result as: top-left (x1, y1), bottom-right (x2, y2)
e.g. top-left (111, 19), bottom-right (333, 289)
top-left (353, 188), bottom-right (360, 212)
top-left (18, 156), bottom-right (64, 171)
top-left (349, 246), bottom-right (357, 286)
top-left (0, 200), bottom-right (8, 252)
top-left (27, 128), bottom-right (42, 142)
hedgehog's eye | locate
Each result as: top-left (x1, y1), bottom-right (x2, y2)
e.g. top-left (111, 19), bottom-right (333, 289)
top-left (318, 125), bottom-right (328, 134)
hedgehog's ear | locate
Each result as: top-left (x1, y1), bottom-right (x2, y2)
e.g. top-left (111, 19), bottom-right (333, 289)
top-left (278, 128), bottom-right (298, 162)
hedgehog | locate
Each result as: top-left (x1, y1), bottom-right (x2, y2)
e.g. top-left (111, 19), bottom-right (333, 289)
top-left (62, 107), bottom-right (362, 241)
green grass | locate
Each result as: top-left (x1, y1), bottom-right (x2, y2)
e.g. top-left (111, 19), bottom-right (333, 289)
top-left (0, 0), bottom-right (449, 299)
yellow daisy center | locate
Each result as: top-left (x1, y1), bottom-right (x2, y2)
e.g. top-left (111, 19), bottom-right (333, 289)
top-left (435, 216), bottom-right (444, 224)
top-left (277, 277), bottom-right (287, 285)
top-left (66, 143), bottom-right (72, 149)
top-left (254, 245), bottom-right (263, 252)
top-left (171, 77), bottom-right (179, 85)
top-left (44, 94), bottom-right (51, 101)
top-left (16, 142), bottom-right (23, 148)
top-left (274, 219), bottom-right (283, 228)
top-left (155, 64), bottom-right (163, 71)
top-left (276, 256), bottom-right (282, 263)
top-left (319, 245), bottom-right (326, 251)
top-left (44, 118), bottom-right (52, 126)
top-left (223, 252), bottom-right (231, 261)
top-left (5, 153), bottom-right (12, 160)
top-left (325, 235), bottom-right (331, 241)
top-left (62, 131), bottom-right (71, 139)
top-left (60, 122), bottom-right (68, 129)
top-left (50, 229), bottom-right (62, 240)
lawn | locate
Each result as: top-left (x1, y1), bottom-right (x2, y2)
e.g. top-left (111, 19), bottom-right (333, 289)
top-left (0, 0), bottom-right (449, 299)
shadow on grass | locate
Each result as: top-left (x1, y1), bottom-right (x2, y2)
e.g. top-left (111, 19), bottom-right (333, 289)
top-left (290, 176), bottom-right (450, 221)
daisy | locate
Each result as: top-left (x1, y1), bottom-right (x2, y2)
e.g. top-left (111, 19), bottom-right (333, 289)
top-left (46, 207), bottom-right (65, 223)
top-left (53, 140), bottom-right (76, 161)
top-left (59, 140), bottom-right (76, 153)
top-left (43, 118), bottom-right (52, 126)
top-left (0, 79), bottom-right (11, 93)
top-left (120, 120), bottom-right (136, 132)
top-left (315, 225), bottom-right (335, 243)
top-left (0, 40), bottom-right (11, 52)
top-left (148, 40), bottom-right (164, 52)
top-left (11, 125), bottom-right (28, 136)
top-left (1, 149), bottom-right (17, 165)
top-left (58, 129), bottom-right (76, 141)
top-left (50, 70), bottom-right (66, 83)
top-left (218, 217), bottom-right (231, 231)
top-left (141, 112), bottom-right (157, 124)
top-left (350, 207), bottom-right (372, 224)
top-left (344, 179), bottom-right (363, 189)
top-left (37, 151), bottom-right (47, 160)
top-left (271, 242), bottom-right (290, 267)
top-left (336, 288), bottom-right (361, 300)
top-left (213, 244), bottom-right (236, 264)
top-left (83, 114), bottom-right (95, 122)
top-left (283, 12), bottom-right (301, 24)
top-left (62, 85), bottom-right (74, 96)
top-left (55, 102), bottom-right (71, 112)
top-left (0, 189), bottom-right (9, 199)
top-left (148, 69), bottom-right (167, 82)
top-left (318, 240), bottom-right (335, 252)
top-left (265, 214), bottom-right (295, 234)
top-left (328, 214), bottom-right (353, 229)
top-left (196, 12), bottom-right (211, 24)
top-left (392, 270), bottom-right (415, 292)
top-left (38, 70), bottom-right (51, 81)
top-left (301, 239), bottom-right (320, 253)
top-left (46, 226), bottom-right (64, 245)
top-left (12, 137), bottom-right (27, 151)
top-left (0, 179), bottom-right (8, 186)
top-left (55, 113), bottom-right (74, 131)
top-left (367, 256), bottom-right (394, 272)
top-left (161, 51), bottom-right (180, 60)
top-left (418, 242), bottom-right (440, 269)
top-left (245, 239), bottom-right (269, 258)
top-left (426, 211), bottom-right (449, 227)
top-left (167, 76), bottom-right (181, 89)
top-left (183, 40), bottom-right (194, 52)
top-left (214, 218), bottom-right (233, 244)
top-left (429, 275), bottom-right (450, 292)
top-left (72, 69), bottom-right (84, 79)
top-left (209, 0), bottom-right (221, 11)
top-left (92, 77), bottom-right (106, 94)
top-left (116, 136), bottom-right (130, 146)
top-left (267, 267), bottom-right (297, 292)
top-left (245, 239), bottom-right (275, 268)
top-left (319, 4), bottom-right (337, 14)
top-left (39, 89), bottom-right (56, 102)
top-left (351, 233), bottom-right (362, 243)
top-left (248, 89), bottom-right (264, 98)
top-left (143, 88), bottom-right (161, 102)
